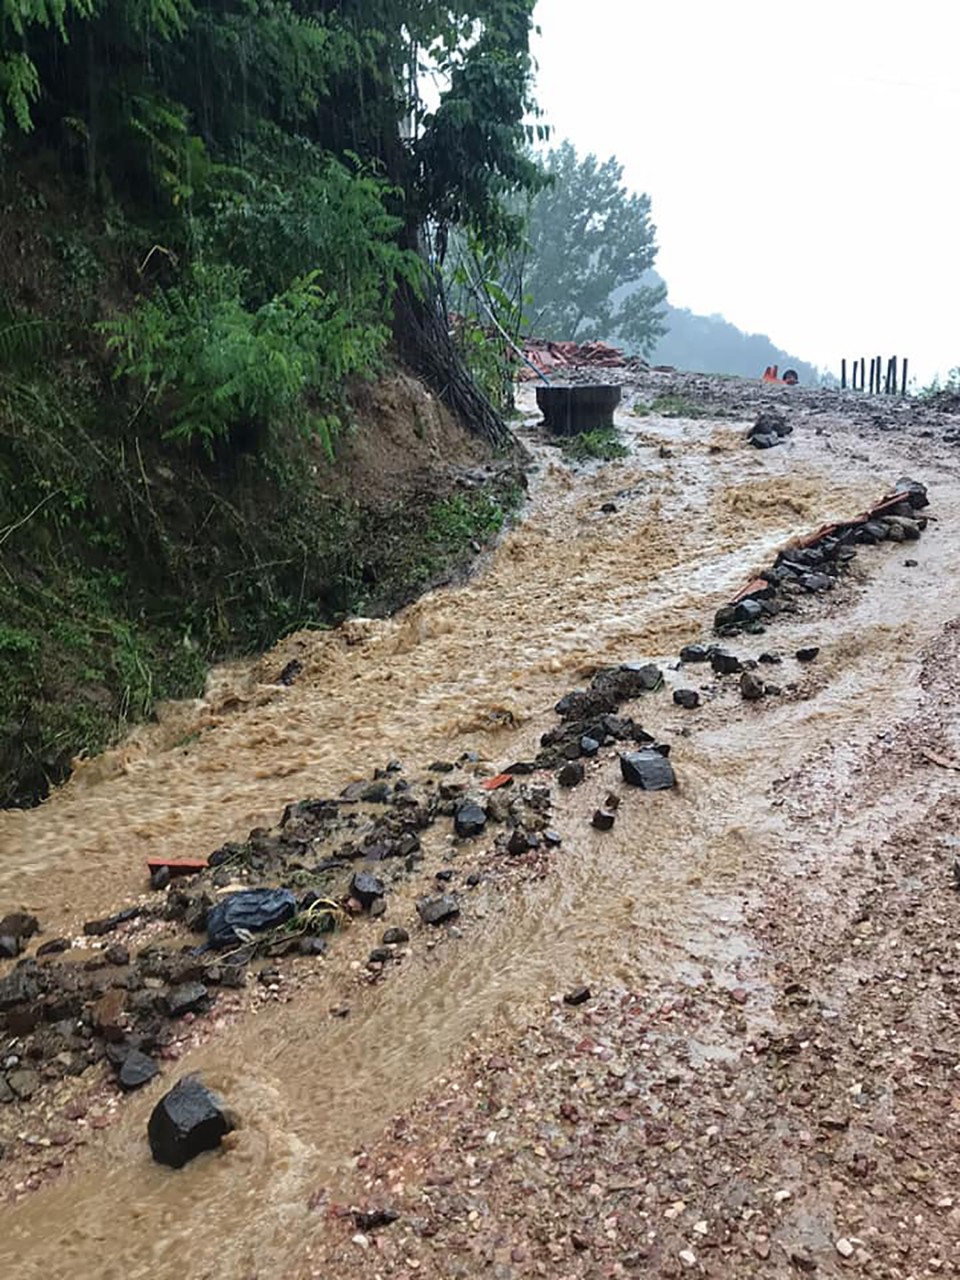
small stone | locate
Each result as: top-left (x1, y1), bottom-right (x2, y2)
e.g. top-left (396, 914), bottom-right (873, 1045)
top-left (416, 895), bottom-right (460, 926)
top-left (740, 671), bottom-right (766, 701)
top-left (558, 761), bottom-right (585, 788)
top-left (0, 936), bottom-right (18, 959)
top-left (7, 1068), bottom-right (40, 1100)
top-left (790, 1248), bottom-right (817, 1272)
top-left (465, 871), bottom-right (482, 886)
top-left (678, 1250), bottom-right (697, 1269)
top-left (104, 943), bottom-right (130, 966)
top-left (620, 750), bottom-right (676, 790)
top-left (543, 829), bottom-right (562, 846)
top-left (368, 947), bottom-right (392, 964)
top-left (353, 1207), bottom-right (400, 1231)
top-left (36, 937), bottom-right (70, 957)
top-left (163, 982), bottom-right (209, 1018)
top-left (679, 644), bottom-right (709, 663)
top-left (382, 927), bottom-right (410, 945)
top-left (800, 572), bottom-right (833, 592)
top-left (118, 1050), bottom-right (160, 1092)
top-left (564, 986), bottom-right (591, 1006)
top-left (579, 735), bottom-right (600, 757)
top-left (454, 800), bottom-right (487, 838)
top-left (591, 809), bottom-right (615, 831)
top-left (600, 502), bottom-right (618, 514)
top-left (0, 912), bottom-right (39, 941)
top-left (673, 689), bottom-right (699, 709)
top-left (604, 792), bottom-right (621, 810)
top-left (350, 872), bottom-right (386, 909)
top-left (904, 558), bottom-right (918, 567)
top-left (298, 937), bottom-right (328, 956)
top-left (710, 650), bottom-right (742, 675)
top-left (758, 652), bottom-right (782, 664)
top-left (795, 647), bottom-right (820, 663)
top-left (835, 1239), bottom-right (854, 1259)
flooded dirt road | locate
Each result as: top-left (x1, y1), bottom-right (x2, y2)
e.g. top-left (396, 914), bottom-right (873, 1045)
top-left (3, 376), bottom-right (960, 1278)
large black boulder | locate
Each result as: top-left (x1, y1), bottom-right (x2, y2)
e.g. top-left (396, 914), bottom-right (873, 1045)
top-left (895, 476), bottom-right (929, 509)
top-left (148, 1075), bottom-right (233, 1169)
top-left (620, 750), bottom-right (676, 791)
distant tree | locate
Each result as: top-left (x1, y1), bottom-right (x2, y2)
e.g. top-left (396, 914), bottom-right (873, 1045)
top-left (524, 141), bottom-right (667, 354)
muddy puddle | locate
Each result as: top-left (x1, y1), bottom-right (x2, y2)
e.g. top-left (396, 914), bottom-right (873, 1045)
top-left (3, 387), bottom-right (960, 1277)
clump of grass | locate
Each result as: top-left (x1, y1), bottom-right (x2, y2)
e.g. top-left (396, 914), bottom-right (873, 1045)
top-left (646, 392), bottom-right (727, 420)
top-left (561, 426), bottom-right (629, 463)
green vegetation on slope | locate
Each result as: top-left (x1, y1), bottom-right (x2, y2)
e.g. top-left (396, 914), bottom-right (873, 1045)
top-left (0, 2), bottom-right (543, 804)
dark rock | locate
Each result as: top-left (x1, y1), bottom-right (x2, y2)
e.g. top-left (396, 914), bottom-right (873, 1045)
top-left (758, 652), bottom-right (782, 665)
top-left (0, 937), bottom-right (18, 959)
top-left (886, 514), bottom-right (920, 540)
top-left (673, 689), bottom-right (699, 709)
top-left (434, 868), bottom-right (454, 882)
top-left (162, 982), bottom-right (209, 1018)
top-left (561, 740), bottom-right (582, 760)
top-left (600, 502), bottom-right (618, 514)
top-left (369, 898), bottom-right (387, 919)
top-left (277, 659), bottom-right (302, 686)
top-left (353, 1208), bottom-right (400, 1231)
top-left (428, 760), bottom-right (455, 773)
top-left (858, 520), bottom-right (888, 543)
top-left (563, 986), bottom-right (591, 1006)
top-left (800, 572), bottom-right (833, 592)
top-left (360, 781), bottom-right (391, 804)
top-left (679, 644), bottom-right (709, 664)
top-left (895, 476), bottom-right (929, 509)
top-left (904, 558), bottom-right (918, 567)
top-left (83, 907), bottom-right (140, 938)
top-left (592, 809), bottom-right (615, 831)
top-left (557, 761), bottom-right (585, 788)
top-left (6, 1068), bottom-right (39, 1100)
top-left (710, 650), bottom-right (742, 675)
top-left (507, 828), bottom-right (532, 854)
top-left (795, 647), bottom-right (820, 663)
top-left (150, 866), bottom-right (172, 891)
top-left (620, 750), bottom-right (676, 791)
top-left (0, 967), bottom-right (40, 1011)
top-left (740, 671), bottom-right (766, 701)
top-left (543, 829), bottom-right (563, 847)
top-left (579, 735), bottom-right (600, 757)
top-left (454, 800), bottom-right (487, 839)
top-left (0, 912), bottom-right (39, 941)
top-left (416, 895), bottom-right (460, 926)
top-left (749, 432), bottom-right (780, 449)
top-left (36, 937), bottom-right (70, 957)
top-left (765, 683), bottom-right (782, 696)
top-left (382, 927), bottom-right (410, 945)
top-left (0, 1077), bottom-right (14, 1104)
top-left (105, 944), bottom-right (130, 966)
top-left (734, 599), bottom-right (763, 625)
top-left (465, 871), bottom-right (482, 886)
top-left (298, 937), bottom-right (329, 957)
top-left (147, 1075), bottom-right (234, 1169)
top-left (619, 662), bottom-right (663, 691)
top-left (118, 1050), bottom-right (160, 1092)
top-left (751, 408), bottom-right (790, 437)
top-left (350, 872), bottom-right (386, 909)
top-left (368, 947), bottom-right (392, 964)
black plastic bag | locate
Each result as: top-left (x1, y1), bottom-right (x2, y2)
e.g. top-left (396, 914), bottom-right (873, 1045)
top-left (206, 888), bottom-right (297, 949)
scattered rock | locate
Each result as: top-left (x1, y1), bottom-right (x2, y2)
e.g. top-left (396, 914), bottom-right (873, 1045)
top-left (591, 809), bottom-right (616, 831)
top-left (350, 873), bottom-right (385, 910)
top-left (673, 689), bottom-right (699, 709)
top-left (93, 988), bottom-right (127, 1039)
top-left (835, 1239), bottom-right (855, 1259)
top-left (710, 650), bottom-right (742, 675)
top-left (0, 1077), bottom-right (13, 1104)
top-left (679, 644), bottom-right (709, 663)
top-left (0, 912), bottom-right (39, 942)
top-left (749, 432), bottom-right (780, 449)
top-left (557, 761), bottom-right (585, 788)
top-left (382, 927), bottom-right (410, 945)
top-left (118, 1050), bottom-right (160, 1092)
top-left (298, 937), bottom-right (328, 956)
top-left (543, 829), bottom-right (562, 846)
top-left (564, 986), bottom-right (591, 1006)
top-left (6, 1068), bottom-right (39, 1100)
top-left (368, 947), bottom-right (392, 964)
top-left (579, 735), bottom-right (600, 757)
top-left (417, 895), bottom-right (460, 926)
top-left (904, 558), bottom-right (918, 567)
top-left (620, 750), bottom-right (676, 790)
top-left (147, 1075), bottom-right (234, 1169)
top-left (800, 572), bottom-right (833, 591)
top-left (277, 659), bottom-right (302, 686)
top-left (36, 937), bottom-right (70, 957)
top-left (0, 936), bottom-right (18, 959)
top-left (600, 502), bottom-right (617, 514)
top-left (104, 943), bottom-right (130, 966)
top-left (895, 475), bottom-right (928, 508)
top-left (740, 671), bottom-right (766, 701)
top-left (454, 800), bottom-right (487, 838)
top-left (353, 1208), bottom-right (400, 1231)
top-left (163, 982), bottom-right (209, 1018)
top-left (795, 647), bottom-right (820, 662)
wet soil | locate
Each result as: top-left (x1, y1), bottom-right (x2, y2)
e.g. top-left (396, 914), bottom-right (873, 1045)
top-left (2, 374), bottom-right (960, 1278)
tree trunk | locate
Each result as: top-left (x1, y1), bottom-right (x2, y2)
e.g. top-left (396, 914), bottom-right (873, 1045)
top-left (394, 267), bottom-right (513, 449)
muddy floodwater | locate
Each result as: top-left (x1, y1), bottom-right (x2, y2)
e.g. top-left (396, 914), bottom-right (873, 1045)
top-left (3, 378), bottom-right (960, 1278)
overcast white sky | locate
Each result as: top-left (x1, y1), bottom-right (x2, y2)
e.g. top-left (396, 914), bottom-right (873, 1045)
top-left (530, 0), bottom-right (959, 382)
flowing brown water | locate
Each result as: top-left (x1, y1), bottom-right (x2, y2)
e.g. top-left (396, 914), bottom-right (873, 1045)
top-left (3, 392), bottom-right (960, 1278)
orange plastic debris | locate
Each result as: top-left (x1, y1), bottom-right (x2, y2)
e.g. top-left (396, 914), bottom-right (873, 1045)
top-left (147, 857), bottom-right (208, 878)
top-left (480, 773), bottom-right (515, 791)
